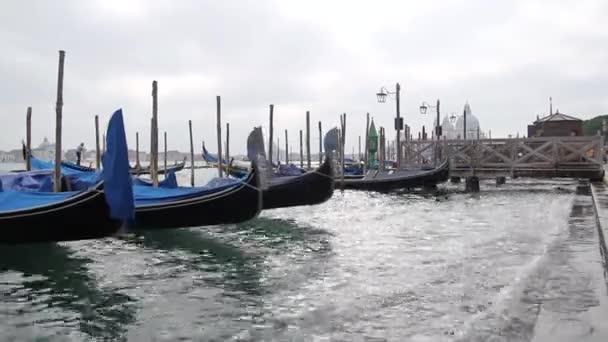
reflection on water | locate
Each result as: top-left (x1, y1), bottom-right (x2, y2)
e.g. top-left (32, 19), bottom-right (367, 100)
top-left (0, 243), bottom-right (137, 341)
top-left (1, 171), bottom-right (603, 341)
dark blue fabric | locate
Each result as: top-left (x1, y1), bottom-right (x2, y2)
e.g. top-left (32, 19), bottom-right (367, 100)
top-left (202, 145), bottom-right (226, 164)
top-left (275, 164), bottom-right (305, 177)
top-left (67, 171), bottom-right (102, 191)
top-left (134, 177), bottom-right (240, 206)
top-left (324, 127), bottom-right (339, 152)
top-left (31, 157), bottom-right (85, 176)
top-left (132, 170), bottom-right (178, 188)
top-left (0, 170), bottom-right (56, 192)
top-left (61, 160), bottom-right (95, 172)
top-left (101, 109), bottom-right (134, 222)
top-left (0, 189), bottom-right (80, 212)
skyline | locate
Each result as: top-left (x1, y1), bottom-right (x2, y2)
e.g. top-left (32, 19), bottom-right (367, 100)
top-left (1, 0), bottom-right (606, 154)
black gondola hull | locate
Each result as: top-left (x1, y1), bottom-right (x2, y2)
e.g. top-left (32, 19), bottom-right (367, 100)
top-left (0, 187), bottom-right (121, 244)
top-left (129, 162), bottom-right (186, 175)
top-left (132, 166), bottom-right (262, 230)
top-left (335, 160), bottom-right (449, 192)
top-left (262, 157), bottom-right (334, 209)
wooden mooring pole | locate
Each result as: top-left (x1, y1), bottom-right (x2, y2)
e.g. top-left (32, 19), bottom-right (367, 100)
top-left (364, 113), bottom-right (369, 173)
top-left (216, 96), bottom-right (223, 178)
top-left (163, 131), bottom-right (167, 175)
top-left (306, 111), bottom-right (311, 169)
top-left (225, 123), bottom-right (230, 168)
top-left (299, 130), bottom-right (303, 168)
top-left (268, 104), bottom-right (274, 165)
top-left (318, 121), bottom-right (322, 163)
top-left (151, 80), bottom-right (159, 187)
top-left (54, 50), bottom-right (65, 192)
top-left (135, 132), bottom-right (140, 168)
top-left (26, 107), bottom-right (32, 171)
top-left (285, 129), bottom-right (289, 163)
top-left (189, 120), bottom-right (195, 187)
top-left (95, 115), bottom-right (100, 169)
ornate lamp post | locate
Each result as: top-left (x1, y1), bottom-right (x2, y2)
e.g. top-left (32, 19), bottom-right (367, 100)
top-left (419, 99), bottom-right (441, 139)
top-left (375, 83), bottom-right (403, 168)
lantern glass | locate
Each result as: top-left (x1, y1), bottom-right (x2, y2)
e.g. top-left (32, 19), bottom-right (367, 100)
top-left (419, 105), bottom-right (428, 114)
top-left (376, 92), bottom-right (387, 103)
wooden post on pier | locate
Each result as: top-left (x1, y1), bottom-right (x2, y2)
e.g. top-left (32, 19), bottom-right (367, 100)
top-left (95, 115), bottom-right (101, 169)
top-left (364, 113), bottom-right (369, 173)
top-left (151, 80), bottom-right (159, 187)
top-left (150, 118), bottom-right (154, 176)
top-left (284, 129), bottom-right (289, 163)
top-left (341, 113), bottom-right (346, 174)
top-left (340, 114), bottom-right (346, 189)
top-left (163, 131), bottom-right (167, 175)
top-left (306, 111), bottom-right (311, 169)
top-left (216, 96), bottom-right (223, 178)
top-left (318, 121), bottom-right (322, 163)
top-left (135, 132), bottom-right (140, 168)
top-left (225, 122), bottom-right (230, 169)
top-left (53, 50), bottom-right (65, 192)
top-left (268, 104), bottom-right (274, 165)
top-left (299, 130), bottom-right (303, 168)
top-left (189, 120), bottom-right (195, 187)
top-left (102, 134), bottom-right (106, 154)
top-left (26, 107), bottom-right (32, 171)
top-left (277, 138), bottom-right (280, 163)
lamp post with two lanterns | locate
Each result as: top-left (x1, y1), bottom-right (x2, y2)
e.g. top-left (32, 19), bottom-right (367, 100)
top-left (375, 83), bottom-right (403, 169)
top-left (419, 99), bottom-right (441, 140)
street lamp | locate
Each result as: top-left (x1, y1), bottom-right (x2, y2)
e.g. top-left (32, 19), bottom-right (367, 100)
top-left (375, 83), bottom-right (403, 169)
top-left (420, 100), bottom-right (441, 138)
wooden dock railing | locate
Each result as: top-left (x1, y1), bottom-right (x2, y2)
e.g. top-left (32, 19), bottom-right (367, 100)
top-left (401, 136), bottom-right (605, 179)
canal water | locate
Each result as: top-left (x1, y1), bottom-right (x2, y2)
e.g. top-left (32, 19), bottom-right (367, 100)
top-left (0, 164), bottom-right (604, 341)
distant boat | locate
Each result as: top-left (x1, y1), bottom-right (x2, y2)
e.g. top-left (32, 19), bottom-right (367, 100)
top-left (128, 158), bottom-right (186, 175)
top-left (335, 159), bottom-right (449, 192)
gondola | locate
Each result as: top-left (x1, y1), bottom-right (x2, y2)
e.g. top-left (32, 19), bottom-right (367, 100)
top-left (0, 109), bottom-right (133, 244)
top-left (334, 159), bottom-right (450, 192)
top-left (0, 181), bottom-right (122, 244)
top-left (227, 126), bottom-right (335, 210)
top-left (262, 156), bottom-right (334, 209)
top-left (129, 159), bottom-right (186, 175)
top-left (132, 162), bottom-right (262, 230)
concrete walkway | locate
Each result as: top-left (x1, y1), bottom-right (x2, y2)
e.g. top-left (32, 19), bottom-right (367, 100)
top-left (528, 185), bottom-right (608, 342)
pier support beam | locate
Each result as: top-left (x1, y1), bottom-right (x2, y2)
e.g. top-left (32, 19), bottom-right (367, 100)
top-left (465, 176), bottom-right (480, 193)
top-left (496, 176), bottom-right (506, 186)
top-left (450, 177), bottom-right (461, 184)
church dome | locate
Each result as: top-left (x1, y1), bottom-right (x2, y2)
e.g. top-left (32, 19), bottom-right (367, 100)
top-left (454, 103), bottom-right (481, 139)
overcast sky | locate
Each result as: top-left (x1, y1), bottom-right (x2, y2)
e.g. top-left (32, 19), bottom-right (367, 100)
top-left (1, 0), bottom-right (606, 154)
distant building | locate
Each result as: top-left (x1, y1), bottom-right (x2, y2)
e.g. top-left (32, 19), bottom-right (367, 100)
top-left (436, 102), bottom-right (485, 139)
top-left (31, 137), bottom-right (64, 161)
top-left (0, 151), bottom-right (16, 162)
top-left (527, 111), bottom-right (583, 137)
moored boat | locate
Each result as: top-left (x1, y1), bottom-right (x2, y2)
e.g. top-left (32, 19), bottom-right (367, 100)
top-left (0, 109), bottom-right (134, 244)
top-left (335, 159), bottom-right (449, 192)
top-left (132, 162), bottom-right (262, 230)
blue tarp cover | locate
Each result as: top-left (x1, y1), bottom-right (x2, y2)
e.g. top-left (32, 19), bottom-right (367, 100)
top-left (0, 189), bottom-right (81, 212)
top-left (0, 170), bottom-right (55, 192)
top-left (134, 177), bottom-right (241, 206)
top-left (101, 109), bottom-right (134, 221)
top-left (132, 170), bottom-right (178, 188)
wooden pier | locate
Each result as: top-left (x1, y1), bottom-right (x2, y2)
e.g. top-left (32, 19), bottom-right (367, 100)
top-left (401, 136), bottom-right (605, 180)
